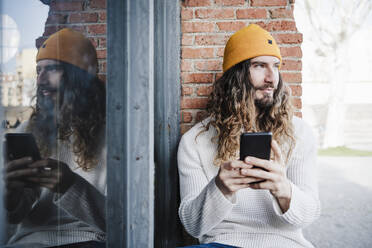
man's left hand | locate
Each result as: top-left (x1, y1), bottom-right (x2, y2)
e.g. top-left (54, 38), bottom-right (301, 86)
top-left (240, 140), bottom-right (291, 212)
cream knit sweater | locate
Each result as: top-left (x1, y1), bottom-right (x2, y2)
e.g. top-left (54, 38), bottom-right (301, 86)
top-left (178, 117), bottom-right (320, 248)
top-left (6, 122), bottom-right (106, 247)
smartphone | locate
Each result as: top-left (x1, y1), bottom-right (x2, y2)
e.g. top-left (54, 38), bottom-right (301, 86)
top-left (5, 133), bottom-right (41, 162)
top-left (239, 132), bottom-right (272, 161)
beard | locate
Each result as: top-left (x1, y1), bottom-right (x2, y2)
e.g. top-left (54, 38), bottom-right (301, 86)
top-left (253, 84), bottom-right (275, 109)
top-left (33, 87), bottom-right (59, 146)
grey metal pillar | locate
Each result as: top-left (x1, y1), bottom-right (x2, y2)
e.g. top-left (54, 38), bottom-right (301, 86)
top-left (154, 0), bottom-right (182, 247)
top-left (106, 0), bottom-right (154, 247)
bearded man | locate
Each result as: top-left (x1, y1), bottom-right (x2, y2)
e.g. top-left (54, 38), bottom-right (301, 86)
top-left (178, 24), bottom-right (320, 248)
top-left (4, 28), bottom-right (106, 247)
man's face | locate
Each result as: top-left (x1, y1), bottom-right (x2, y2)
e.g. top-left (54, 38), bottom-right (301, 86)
top-left (36, 59), bottom-right (64, 103)
top-left (249, 56), bottom-right (280, 107)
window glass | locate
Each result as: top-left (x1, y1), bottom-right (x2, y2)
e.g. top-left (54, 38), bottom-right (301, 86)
top-left (1, 1), bottom-right (107, 247)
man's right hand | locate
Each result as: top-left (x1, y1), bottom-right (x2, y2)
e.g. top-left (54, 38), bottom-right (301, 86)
top-left (3, 157), bottom-right (38, 211)
top-left (215, 160), bottom-right (263, 198)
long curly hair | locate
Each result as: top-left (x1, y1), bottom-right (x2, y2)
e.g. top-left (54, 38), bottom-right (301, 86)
top-left (27, 62), bottom-right (106, 171)
top-left (200, 59), bottom-right (295, 165)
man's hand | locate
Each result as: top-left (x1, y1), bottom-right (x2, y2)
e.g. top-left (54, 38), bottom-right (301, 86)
top-left (240, 140), bottom-right (292, 212)
top-left (27, 159), bottom-right (77, 194)
top-left (215, 160), bottom-right (262, 198)
top-left (3, 157), bottom-right (37, 211)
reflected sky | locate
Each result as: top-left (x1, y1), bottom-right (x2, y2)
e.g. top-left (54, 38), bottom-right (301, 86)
top-left (0, 0), bottom-right (48, 73)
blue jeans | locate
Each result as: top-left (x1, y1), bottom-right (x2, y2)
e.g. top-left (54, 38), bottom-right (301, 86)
top-left (180, 243), bottom-right (238, 248)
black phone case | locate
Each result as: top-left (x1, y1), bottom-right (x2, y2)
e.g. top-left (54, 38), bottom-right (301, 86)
top-left (5, 133), bottom-right (41, 161)
top-left (239, 132), bottom-right (272, 161)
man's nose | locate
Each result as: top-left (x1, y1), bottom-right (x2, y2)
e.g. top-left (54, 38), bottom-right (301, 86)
top-left (264, 67), bottom-right (275, 83)
top-left (37, 70), bottom-right (47, 86)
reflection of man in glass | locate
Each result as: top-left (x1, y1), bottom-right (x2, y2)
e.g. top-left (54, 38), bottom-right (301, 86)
top-left (4, 28), bottom-right (106, 247)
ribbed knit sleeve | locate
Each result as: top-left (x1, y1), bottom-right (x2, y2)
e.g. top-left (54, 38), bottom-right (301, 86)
top-left (54, 175), bottom-right (106, 233)
top-left (272, 119), bottom-right (321, 228)
top-left (178, 130), bottom-right (235, 238)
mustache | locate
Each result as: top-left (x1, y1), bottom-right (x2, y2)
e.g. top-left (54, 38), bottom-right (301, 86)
top-left (253, 84), bottom-right (275, 91)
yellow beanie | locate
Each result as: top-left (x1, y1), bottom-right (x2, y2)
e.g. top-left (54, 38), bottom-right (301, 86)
top-left (36, 28), bottom-right (98, 75)
top-left (223, 24), bottom-right (281, 72)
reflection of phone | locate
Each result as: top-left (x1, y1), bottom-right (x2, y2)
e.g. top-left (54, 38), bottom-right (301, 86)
top-left (239, 132), bottom-right (272, 161)
top-left (5, 133), bottom-right (41, 161)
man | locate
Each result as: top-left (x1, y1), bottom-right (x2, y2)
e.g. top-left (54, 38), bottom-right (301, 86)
top-left (178, 24), bottom-right (320, 248)
top-left (3, 28), bottom-right (106, 247)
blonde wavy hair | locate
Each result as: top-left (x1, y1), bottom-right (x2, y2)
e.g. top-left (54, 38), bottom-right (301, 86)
top-left (200, 59), bottom-right (295, 165)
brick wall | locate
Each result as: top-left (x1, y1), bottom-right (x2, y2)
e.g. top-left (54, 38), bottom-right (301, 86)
top-left (180, 0), bottom-right (303, 134)
top-left (36, 0), bottom-right (106, 82)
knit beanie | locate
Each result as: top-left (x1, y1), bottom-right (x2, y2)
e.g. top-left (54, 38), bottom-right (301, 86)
top-left (36, 28), bottom-right (98, 75)
top-left (223, 24), bottom-right (282, 72)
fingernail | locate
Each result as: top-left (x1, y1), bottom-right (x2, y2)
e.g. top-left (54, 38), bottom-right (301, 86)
top-left (245, 157), bottom-right (251, 163)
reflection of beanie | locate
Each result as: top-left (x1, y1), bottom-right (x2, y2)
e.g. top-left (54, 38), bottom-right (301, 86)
top-left (223, 24), bottom-right (281, 72)
top-left (36, 28), bottom-right (98, 75)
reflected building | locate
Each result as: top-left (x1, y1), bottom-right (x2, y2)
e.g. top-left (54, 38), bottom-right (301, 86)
top-left (0, 48), bottom-right (36, 127)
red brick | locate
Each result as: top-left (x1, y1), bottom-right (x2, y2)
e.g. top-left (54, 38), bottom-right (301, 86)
top-left (69, 13), bottom-right (99, 23)
top-left (182, 86), bottom-right (193, 96)
top-left (281, 72), bottom-right (301, 83)
top-left (87, 24), bottom-right (106, 35)
top-left (182, 22), bottom-right (215, 33)
top-left (182, 35), bottom-right (194, 46)
top-left (294, 111), bottom-right (302, 118)
top-left (217, 21), bottom-right (246, 31)
top-left (89, 37), bottom-right (98, 47)
top-left (269, 8), bottom-right (294, 19)
top-left (291, 98), bottom-right (302, 109)
top-left (181, 98), bottom-right (209, 109)
top-left (43, 26), bottom-right (59, 36)
top-left (214, 0), bottom-right (245, 6)
top-left (46, 14), bottom-right (68, 25)
top-left (251, 0), bottom-right (287, 7)
top-left (99, 60), bottom-right (107, 73)
top-left (98, 74), bottom-right (106, 82)
top-left (50, 1), bottom-right (84, 11)
top-left (273, 33), bottom-right (302, 44)
top-left (181, 60), bottom-right (193, 72)
top-left (181, 124), bottom-right (192, 134)
top-left (280, 46), bottom-right (302, 58)
top-left (90, 0), bottom-right (106, 9)
top-left (196, 110), bottom-right (209, 122)
top-left (195, 35), bottom-right (229, 45)
top-left (96, 49), bottom-right (106, 59)
top-left (196, 85), bottom-right (213, 96)
top-left (255, 20), bottom-right (296, 31)
top-left (195, 9), bottom-right (235, 19)
top-left (36, 37), bottom-right (47, 49)
top-left (181, 8), bottom-right (193, 20)
top-left (215, 72), bottom-right (223, 80)
top-left (182, 0), bottom-right (212, 7)
top-left (288, 84), bottom-right (302, 97)
top-left (182, 48), bottom-right (214, 59)
top-left (236, 9), bottom-right (267, 19)
top-left (216, 47), bottom-right (225, 57)
top-left (181, 111), bottom-right (193, 123)
top-left (98, 37), bottom-right (106, 48)
top-left (281, 59), bottom-right (301, 71)
top-left (99, 12), bottom-right (106, 22)
top-left (182, 73), bottom-right (214, 83)
top-left (195, 60), bottom-right (222, 71)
